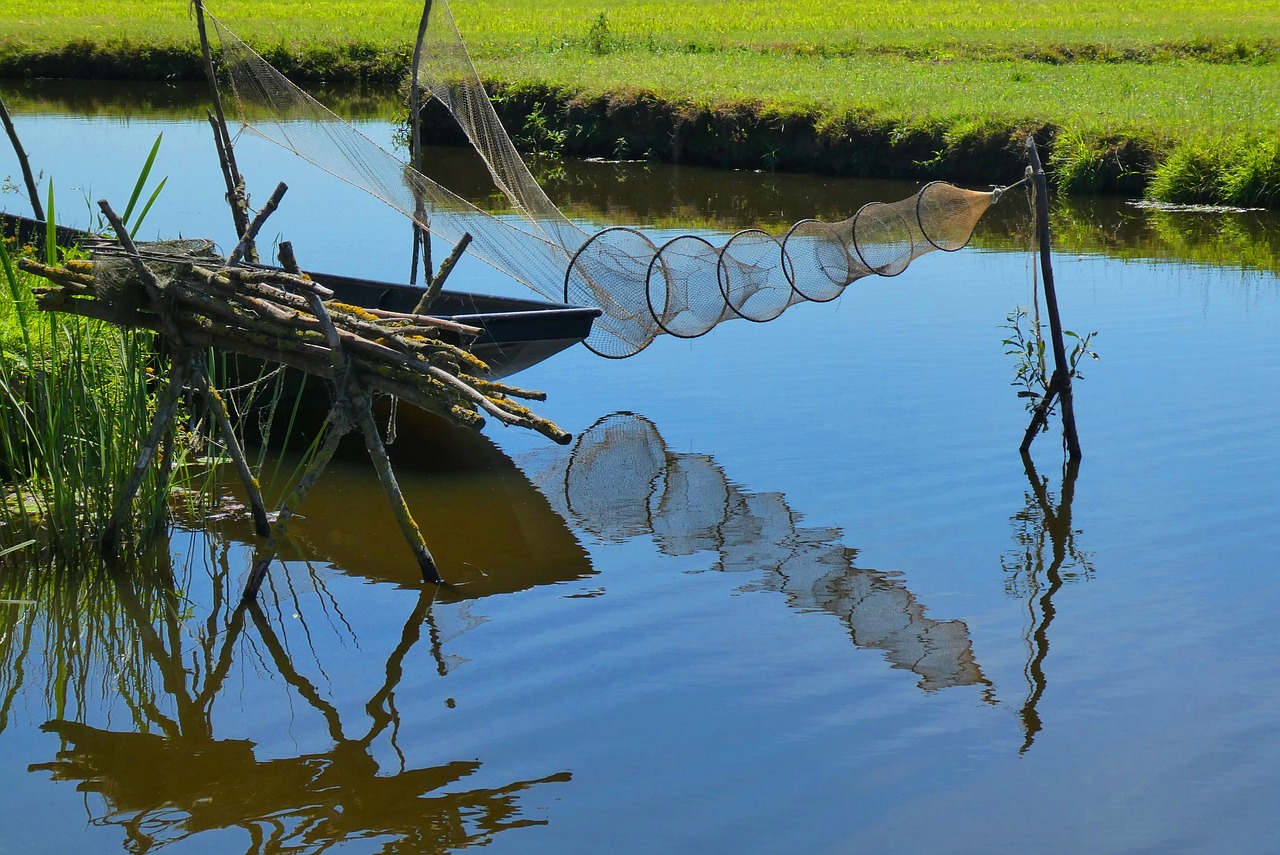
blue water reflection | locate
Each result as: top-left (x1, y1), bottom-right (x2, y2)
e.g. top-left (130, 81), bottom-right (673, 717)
top-left (3, 97), bottom-right (1280, 853)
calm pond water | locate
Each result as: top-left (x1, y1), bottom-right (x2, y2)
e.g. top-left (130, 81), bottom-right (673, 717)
top-left (3, 82), bottom-right (1280, 854)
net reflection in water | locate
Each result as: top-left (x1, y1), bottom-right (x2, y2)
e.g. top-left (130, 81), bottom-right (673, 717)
top-left (524, 412), bottom-right (992, 693)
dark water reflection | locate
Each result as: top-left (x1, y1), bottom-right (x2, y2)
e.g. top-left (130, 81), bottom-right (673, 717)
top-left (0, 403), bottom-right (1078, 851)
top-left (1004, 455), bottom-right (1091, 753)
top-left (12, 542), bottom-right (571, 852)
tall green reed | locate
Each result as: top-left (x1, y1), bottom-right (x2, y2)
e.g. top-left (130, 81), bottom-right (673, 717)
top-left (1, 135), bottom-right (201, 563)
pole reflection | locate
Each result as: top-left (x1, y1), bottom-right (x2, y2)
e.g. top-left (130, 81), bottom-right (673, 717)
top-left (2, 537), bottom-right (569, 853)
top-left (1001, 452), bottom-right (1093, 753)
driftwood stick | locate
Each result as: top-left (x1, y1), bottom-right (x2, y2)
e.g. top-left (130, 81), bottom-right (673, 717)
top-left (329, 302), bottom-right (482, 339)
top-left (229, 182), bottom-right (288, 266)
top-left (1024, 139), bottom-right (1081, 460)
top-left (467, 376), bottom-right (549, 402)
top-left (190, 366), bottom-right (272, 536)
top-left (425, 363), bottom-right (570, 443)
top-left (100, 358), bottom-right (191, 556)
top-left (312, 286), bottom-right (443, 583)
top-left (224, 267), bottom-right (335, 299)
top-left (205, 111), bottom-right (250, 241)
top-left (96, 199), bottom-right (192, 350)
top-left (413, 232), bottom-right (471, 314)
top-left (0, 94), bottom-right (44, 221)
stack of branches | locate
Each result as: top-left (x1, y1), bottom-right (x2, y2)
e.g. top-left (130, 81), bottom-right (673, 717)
top-left (16, 246), bottom-right (569, 445)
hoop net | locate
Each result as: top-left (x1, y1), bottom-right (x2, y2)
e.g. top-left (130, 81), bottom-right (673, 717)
top-left (207, 1), bottom-right (997, 359)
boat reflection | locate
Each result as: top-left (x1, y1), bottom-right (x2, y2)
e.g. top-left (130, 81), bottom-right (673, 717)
top-left (1001, 453), bottom-right (1094, 752)
top-left (10, 543), bottom-right (570, 852)
top-left (246, 422), bottom-right (596, 600)
top-left (520, 412), bottom-right (993, 695)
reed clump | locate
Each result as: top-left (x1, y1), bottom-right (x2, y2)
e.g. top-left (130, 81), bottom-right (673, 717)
top-left (0, 235), bottom-right (193, 564)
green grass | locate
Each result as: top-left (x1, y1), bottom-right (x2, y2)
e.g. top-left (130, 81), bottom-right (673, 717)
top-left (2, 0), bottom-right (1279, 60)
top-left (2, 0), bottom-right (1278, 205)
top-left (0, 146), bottom-right (218, 563)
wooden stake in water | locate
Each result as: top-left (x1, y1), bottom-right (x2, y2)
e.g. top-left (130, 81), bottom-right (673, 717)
top-left (0, 94), bottom-right (44, 222)
top-left (194, 0), bottom-right (252, 245)
top-left (1020, 138), bottom-right (1082, 460)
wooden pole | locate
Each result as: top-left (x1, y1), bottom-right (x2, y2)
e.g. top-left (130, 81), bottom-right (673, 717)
top-left (101, 357), bottom-right (191, 557)
top-left (194, 0), bottom-right (252, 242)
top-left (408, 0), bottom-right (435, 284)
top-left (306, 288), bottom-right (443, 584)
top-left (239, 405), bottom-right (352, 605)
top-left (413, 232), bottom-right (471, 314)
top-left (1022, 138), bottom-right (1081, 460)
top-left (190, 368), bottom-right (273, 537)
top-left (0, 94), bottom-right (44, 222)
top-left (228, 182), bottom-right (287, 266)
top-left (354, 392), bottom-right (443, 583)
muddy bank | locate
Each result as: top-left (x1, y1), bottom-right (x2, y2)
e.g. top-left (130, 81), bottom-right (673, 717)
top-left (420, 88), bottom-right (1137, 194)
top-left (1, 45), bottom-right (1143, 193)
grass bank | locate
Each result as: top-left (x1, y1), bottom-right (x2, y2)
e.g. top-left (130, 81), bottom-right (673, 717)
top-left (1, 0), bottom-right (1278, 206)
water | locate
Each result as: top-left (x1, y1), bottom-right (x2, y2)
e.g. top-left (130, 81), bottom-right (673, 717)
top-left (3, 83), bottom-right (1280, 854)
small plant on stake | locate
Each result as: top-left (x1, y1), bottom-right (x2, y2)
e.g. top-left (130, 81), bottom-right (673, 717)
top-left (1002, 305), bottom-right (1098, 426)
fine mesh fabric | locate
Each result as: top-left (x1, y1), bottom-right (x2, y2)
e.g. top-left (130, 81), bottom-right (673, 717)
top-left (208, 1), bottom-right (999, 359)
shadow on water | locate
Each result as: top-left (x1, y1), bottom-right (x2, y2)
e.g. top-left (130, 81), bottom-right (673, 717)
top-left (0, 404), bottom-right (1099, 849)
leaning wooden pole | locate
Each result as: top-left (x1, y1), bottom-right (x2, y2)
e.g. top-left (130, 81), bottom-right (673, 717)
top-left (407, 0), bottom-right (435, 284)
top-left (0, 95), bottom-right (44, 222)
top-left (1022, 138), bottom-right (1081, 460)
top-left (194, 0), bottom-right (252, 243)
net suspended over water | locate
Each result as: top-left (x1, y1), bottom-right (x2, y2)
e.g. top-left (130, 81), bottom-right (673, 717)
top-left (207, 0), bottom-right (1004, 358)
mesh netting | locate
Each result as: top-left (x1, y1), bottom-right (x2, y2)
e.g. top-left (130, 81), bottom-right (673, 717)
top-left (207, 0), bottom-right (999, 360)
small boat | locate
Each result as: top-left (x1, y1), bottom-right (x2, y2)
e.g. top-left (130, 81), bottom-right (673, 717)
top-left (2, 212), bottom-right (600, 379)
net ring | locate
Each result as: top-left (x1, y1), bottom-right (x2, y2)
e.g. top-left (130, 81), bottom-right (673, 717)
top-left (565, 227), bottom-right (660, 359)
top-left (851, 201), bottom-right (915, 277)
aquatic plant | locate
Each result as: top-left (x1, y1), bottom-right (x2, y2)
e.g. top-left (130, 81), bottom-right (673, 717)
top-left (1001, 304), bottom-right (1098, 421)
top-left (0, 140), bottom-right (206, 562)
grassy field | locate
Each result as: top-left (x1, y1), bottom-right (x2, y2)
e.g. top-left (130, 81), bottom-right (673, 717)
top-left (1, 0), bottom-right (1278, 204)
top-left (3, 0), bottom-right (1279, 58)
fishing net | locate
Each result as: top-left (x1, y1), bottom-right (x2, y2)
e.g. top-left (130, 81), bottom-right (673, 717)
top-left (206, 0), bottom-right (1002, 359)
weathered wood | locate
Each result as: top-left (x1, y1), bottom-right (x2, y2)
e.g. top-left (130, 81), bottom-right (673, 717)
top-left (194, 0), bottom-right (252, 242)
top-left (190, 368), bottom-right (272, 537)
top-left (312, 289), bottom-right (442, 581)
top-left (229, 182), bottom-right (288, 266)
top-left (240, 402), bottom-right (354, 605)
top-left (0, 94), bottom-right (44, 221)
top-left (1023, 138), bottom-right (1082, 460)
top-left (22, 207), bottom-right (568, 587)
top-left (354, 391), bottom-right (444, 583)
top-left (101, 357), bottom-right (191, 557)
top-left (414, 232), bottom-right (472, 314)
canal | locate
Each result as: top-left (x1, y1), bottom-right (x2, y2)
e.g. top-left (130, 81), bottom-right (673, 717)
top-left (2, 81), bottom-right (1280, 853)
